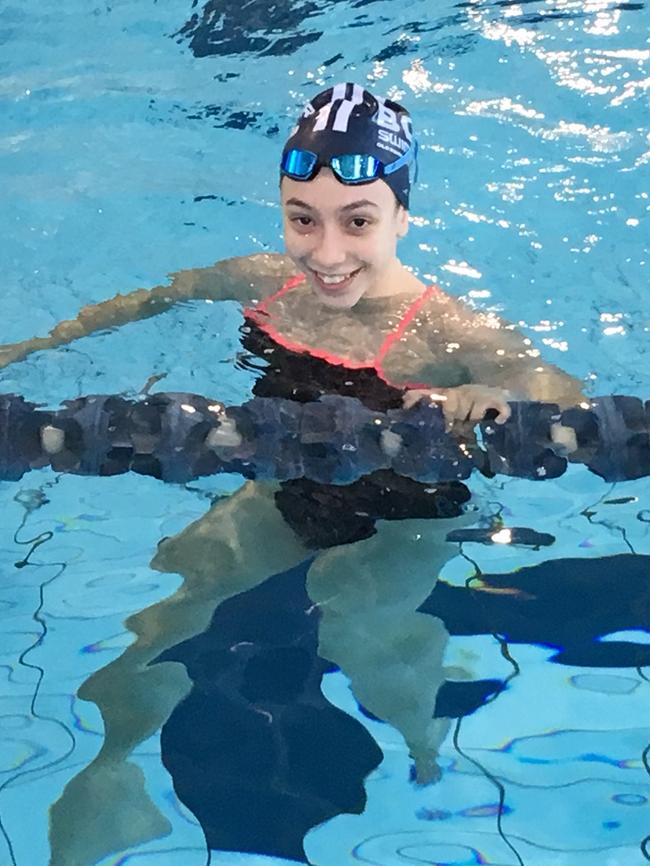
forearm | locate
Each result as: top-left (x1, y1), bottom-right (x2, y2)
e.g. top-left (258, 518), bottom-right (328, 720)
top-left (0, 253), bottom-right (296, 370)
top-left (0, 282), bottom-right (193, 369)
top-left (493, 362), bottom-right (585, 408)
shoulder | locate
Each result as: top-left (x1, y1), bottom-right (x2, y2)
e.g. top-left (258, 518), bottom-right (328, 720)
top-left (189, 253), bottom-right (301, 305)
top-left (421, 287), bottom-right (524, 344)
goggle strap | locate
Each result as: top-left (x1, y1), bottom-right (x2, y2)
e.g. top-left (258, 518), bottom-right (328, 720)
top-left (331, 154), bottom-right (381, 181)
top-left (382, 140), bottom-right (416, 176)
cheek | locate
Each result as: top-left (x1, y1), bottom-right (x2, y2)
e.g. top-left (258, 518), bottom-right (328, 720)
top-left (368, 226), bottom-right (397, 262)
top-left (282, 223), bottom-right (308, 256)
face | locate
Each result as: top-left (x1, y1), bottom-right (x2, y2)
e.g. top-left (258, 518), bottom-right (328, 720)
top-left (281, 168), bottom-right (409, 309)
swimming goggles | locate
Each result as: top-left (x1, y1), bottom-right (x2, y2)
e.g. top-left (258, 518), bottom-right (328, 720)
top-left (280, 139), bottom-right (418, 185)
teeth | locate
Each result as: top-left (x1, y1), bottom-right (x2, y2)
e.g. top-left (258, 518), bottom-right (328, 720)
top-left (318, 272), bottom-right (354, 284)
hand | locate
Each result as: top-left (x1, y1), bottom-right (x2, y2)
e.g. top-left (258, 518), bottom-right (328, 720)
top-left (403, 385), bottom-right (511, 428)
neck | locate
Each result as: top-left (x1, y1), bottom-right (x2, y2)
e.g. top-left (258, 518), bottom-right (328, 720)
top-left (364, 259), bottom-right (425, 299)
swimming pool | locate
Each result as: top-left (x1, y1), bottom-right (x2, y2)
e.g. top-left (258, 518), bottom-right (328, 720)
top-left (1, 0), bottom-right (649, 864)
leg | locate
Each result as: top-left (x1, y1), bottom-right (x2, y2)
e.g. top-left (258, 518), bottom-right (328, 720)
top-left (306, 513), bottom-right (471, 784)
top-left (49, 481), bottom-right (310, 866)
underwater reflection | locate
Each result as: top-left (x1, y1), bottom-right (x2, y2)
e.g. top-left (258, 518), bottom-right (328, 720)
top-left (49, 493), bottom-right (650, 865)
top-left (47, 498), bottom-right (467, 865)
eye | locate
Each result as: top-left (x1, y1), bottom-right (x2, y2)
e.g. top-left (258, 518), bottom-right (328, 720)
top-left (350, 217), bottom-right (371, 229)
top-left (290, 215), bottom-right (313, 227)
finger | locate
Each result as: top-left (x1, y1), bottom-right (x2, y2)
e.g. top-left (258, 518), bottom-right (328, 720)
top-left (402, 391), bottom-right (425, 410)
top-left (380, 429), bottom-right (403, 458)
top-left (442, 393), bottom-right (463, 430)
top-left (469, 398), bottom-right (511, 424)
top-left (492, 400), bottom-right (511, 424)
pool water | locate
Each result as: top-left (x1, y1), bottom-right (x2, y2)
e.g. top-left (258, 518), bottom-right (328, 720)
top-left (1, 1), bottom-right (649, 864)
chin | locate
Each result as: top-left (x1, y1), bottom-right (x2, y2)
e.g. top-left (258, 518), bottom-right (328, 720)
top-left (315, 288), bottom-right (364, 309)
top-left (305, 271), bottom-right (369, 310)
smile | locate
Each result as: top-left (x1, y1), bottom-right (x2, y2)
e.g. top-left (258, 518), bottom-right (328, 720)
top-left (311, 268), bottom-right (363, 292)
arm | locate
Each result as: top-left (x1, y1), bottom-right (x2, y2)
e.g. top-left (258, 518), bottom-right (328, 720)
top-left (400, 290), bottom-right (585, 441)
top-left (423, 292), bottom-right (585, 407)
top-left (0, 253), bottom-right (298, 370)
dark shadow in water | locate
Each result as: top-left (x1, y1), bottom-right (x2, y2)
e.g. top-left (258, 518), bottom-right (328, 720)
top-left (167, 0), bottom-right (483, 144)
top-left (376, 14), bottom-right (478, 62)
top-left (173, 0), bottom-right (646, 63)
top-left (155, 552), bottom-right (650, 861)
top-left (155, 563), bottom-right (382, 864)
top-left (356, 678), bottom-right (506, 723)
top-left (173, 0), bottom-right (477, 62)
top-left (173, 0), bottom-right (346, 58)
top-left (421, 553), bottom-right (650, 668)
top-left (434, 677), bottom-right (506, 718)
top-left (147, 97), bottom-right (282, 138)
top-left (186, 103), bottom-right (281, 137)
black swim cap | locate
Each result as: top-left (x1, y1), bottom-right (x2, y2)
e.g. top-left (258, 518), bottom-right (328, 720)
top-left (282, 83), bottom-right (416, 209)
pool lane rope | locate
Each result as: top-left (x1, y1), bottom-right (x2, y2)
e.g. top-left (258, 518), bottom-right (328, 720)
top-left (1, 391), bottom-right (649, 486)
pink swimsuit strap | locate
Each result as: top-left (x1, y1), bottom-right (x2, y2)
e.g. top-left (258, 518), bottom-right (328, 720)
top-left (244, 274), bottom-right (440, 388)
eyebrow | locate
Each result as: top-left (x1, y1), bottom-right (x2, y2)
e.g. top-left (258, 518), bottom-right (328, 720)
top-left (285, 197), bottom-right (380, 212)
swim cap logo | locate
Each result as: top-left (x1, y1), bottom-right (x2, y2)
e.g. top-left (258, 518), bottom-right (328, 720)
top-left (375, 98), bottom-right (401, 133)
top-left (374, 96), bottom-right (412, 156)
top-left (297, 85), bottom-right (411, 148)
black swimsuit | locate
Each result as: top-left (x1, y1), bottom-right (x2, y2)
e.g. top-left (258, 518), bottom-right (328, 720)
top-left (241, 277), bottom-right (470, 549)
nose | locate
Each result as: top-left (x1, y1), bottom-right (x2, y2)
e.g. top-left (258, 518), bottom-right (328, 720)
top-left (310, 224), bottom-right (349, 272)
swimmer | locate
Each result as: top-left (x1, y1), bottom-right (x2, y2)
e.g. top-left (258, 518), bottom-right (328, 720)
top-left (4, 84), bottom-right (587, 863)
top-left (0, 85), bottom-right (582, 419)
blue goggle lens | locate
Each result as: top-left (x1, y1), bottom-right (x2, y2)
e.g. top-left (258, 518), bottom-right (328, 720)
top-left (281, 149), bottom-right (318, 178)
top-left (330, 154), bottom-right (381, 181)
